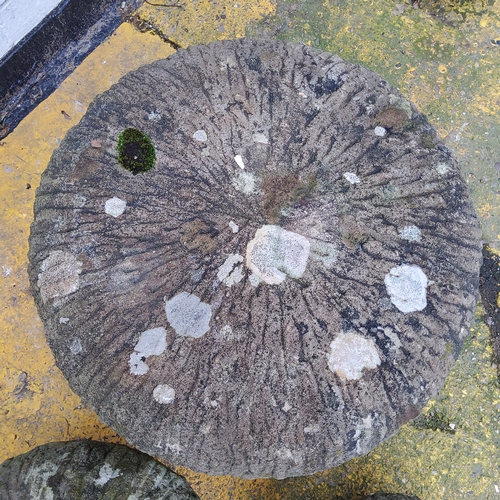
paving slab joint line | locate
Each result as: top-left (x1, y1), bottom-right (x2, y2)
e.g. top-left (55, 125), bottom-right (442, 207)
top-left (125, 10), bottom-right (183, 49)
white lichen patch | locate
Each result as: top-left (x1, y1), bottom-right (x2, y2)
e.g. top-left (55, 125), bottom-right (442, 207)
top-left (249, 273), bottom-right (261, 287)
top-left (385, 264), bottom-right (428, 313)
top-left (379, 326), bottom-right (402, 350)
top-left (252, 132), bottom-right (269, 144)
top-left (343, 172), bottom-right (360, 184)
top-left (94, 463), bottom-right (121, 486)
top-left (59, 317), bottom-right (69, 324)
top-left (37, 250), bottom-right (82, 302)
top-left (229, 220), bottom-right (239, 233)
top-left (70, 339), bottom-right (82, 355)
top-left (232, 171), bottom-right (257, 194)
top-left (217, 254), bottom-right (244, 286)
top-left (234, 154), bottom-right (245, 169)
top-left (309, 240), bottom-right (338, 269)
top-left (129, 327), bottom-right (167, 376)
top-left (435, 162), bottom-right (451, 175)
top-left (304, 424), bottom-right (320, 433)
top-left (26, 458), bottom-right (66, 499)
top-left (147, 111), bottom-right (162, 121)
top-left (327, 332), bottom-right (381, 380)
top-left (374, 126), bottom-right (387, 137)
top-left (165, 292), bottom-right (211, 338)
top-left (104, 197), bottom-right (126, 217)
top-left (153, 384), bottom-right (176, 404)
top-left (246, 225), bottom-right (310, 285)
top-left (398, 225), bottom-right (421, 242)
top-left (193, 129), bottom-right (208, 142)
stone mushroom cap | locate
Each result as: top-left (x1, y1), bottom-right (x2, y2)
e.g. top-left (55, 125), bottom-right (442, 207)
top-left (0, 440), bottom-right (199, 499)
top-left (28, 38), bottom-right (482, 479)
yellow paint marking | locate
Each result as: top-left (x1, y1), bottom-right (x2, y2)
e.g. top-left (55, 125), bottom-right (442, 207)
top-left (0, 23), bottom-right (174, 463)
top-left (137, 0), bottom-right (275, 47)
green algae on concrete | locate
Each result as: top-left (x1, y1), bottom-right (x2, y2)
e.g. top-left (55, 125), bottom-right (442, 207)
top-left (252, 0), bottom-right (500, 249)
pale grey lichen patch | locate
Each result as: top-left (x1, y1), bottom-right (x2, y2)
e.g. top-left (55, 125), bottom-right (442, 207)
top-left (232, 171), bottom-right (257, 194)
top-left (193, 129), bottom-right (207, 142)
top-left (252, 132), bottom-right (269, 144)
top-left (59, 317), bottom-right (69, 324)
top-left (129, 327), bottom-right (167, 376)
top-left (215, 324), bottom-right (235, 342)
top-left (246, 225), bottom-right (310, 285)
top-left (37, 250), bottom-right (82, 302)
top-left (380, 326), bottom-right (402, 349)
top-left (327, 332), bottom-right (381, 380)
top-left (304, 424), bottom-right (320, 433)
top-left (343, 172), bottom-right (360, 184)
top-left (70, 339), bottom-right (82, 355)
top-left (229, 220), bottom-right (239, 233)
top-left (104, 197), bottom-right (126, 218)
top-left (234, 154), bottom-right (245, 169)
top-left (217, 254), bottom-right (244, 286)
top-left (384, 264), bottom-right (428, 313)
top-left (435, 162), bottom-right (451, 175)
top-left (165, 292), bottom-right (211, 338)
top-left (147, 111), bottom-right (162, 121)
top-left (398, 225), bottom-right (421, 242)
top-left (249, 273), bottom-right (261, 287)
top-left (25, 456), bottom-right (67, 499)
top-left (388, 94), bottom-right (413, 118)
top-left (94, 463), bottom-right (121, 486)
top-left (309, 240), bottom-right (338, 269)
top-left (153, 384), bottom-right (176, 404)
top-left (374, 126), bottom-right (387, 137)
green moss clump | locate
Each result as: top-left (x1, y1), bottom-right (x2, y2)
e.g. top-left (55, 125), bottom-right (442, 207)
top-left (117, 128), bottom-right (156, 175)
top-left (261, 173), bottom-right (318, 223)
top-left (411, 408), bottom-right (456, 434)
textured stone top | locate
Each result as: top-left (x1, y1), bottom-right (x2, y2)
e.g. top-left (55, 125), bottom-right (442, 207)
top-left (28, 38), bottom-right (482, 479)
top-left (0, 440), bottom-right (199, 499)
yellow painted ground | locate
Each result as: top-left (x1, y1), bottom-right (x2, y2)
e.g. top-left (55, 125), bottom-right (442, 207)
top-left (1, 0), bottom-right (499, 499)
top-left (0, 22), bottom-right (174, 462)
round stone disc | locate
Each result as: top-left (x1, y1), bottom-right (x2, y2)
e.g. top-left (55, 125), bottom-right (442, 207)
top-left (28, 39), bottom-right (482, 479)
top-left (0, 440), bottom-right (199, 499)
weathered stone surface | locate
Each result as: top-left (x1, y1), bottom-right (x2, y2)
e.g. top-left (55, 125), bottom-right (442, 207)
top-left (0, 440), bottom-right (199, 499)
top-left (361, 494), bottom-right (421, 500)
top-left (28, 39), bottom-right (482, 479)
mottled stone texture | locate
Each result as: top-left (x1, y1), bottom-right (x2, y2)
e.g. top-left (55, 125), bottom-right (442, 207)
top-left (28, 39), bottom-right (482, 478)
top-left (0, 440), bottom-right (199, 499)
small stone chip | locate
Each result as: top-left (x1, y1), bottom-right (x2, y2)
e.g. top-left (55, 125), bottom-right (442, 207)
top-left (344, 172), bottom-right (360, 184)
top-left (234, 154), bottom-right (245, 169)
top-left (193, 129), bottom-right (208, 141)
